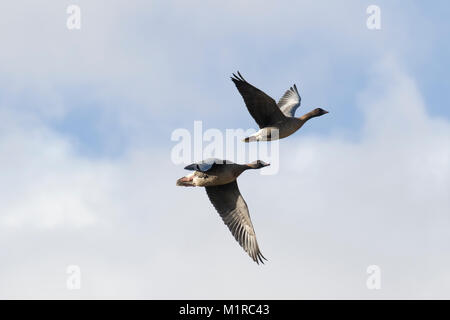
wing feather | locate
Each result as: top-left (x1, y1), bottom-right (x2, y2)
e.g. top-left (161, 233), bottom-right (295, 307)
top-left (231, 72), bottom-right (286, 128)
top-left (184, 158), bottom-right (234, 172)
top-left (205, 181), bottom-right (267, 264)
top-left (277, 84), bottom-right (301, 117)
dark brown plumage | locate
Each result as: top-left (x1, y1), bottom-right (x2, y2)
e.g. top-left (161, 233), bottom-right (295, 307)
top-left (231, 71), bottom-right (329, 141)
top-left (206, 181), bottom-right (267, 264)
top-left (231, 72), bottom-right (286, 128)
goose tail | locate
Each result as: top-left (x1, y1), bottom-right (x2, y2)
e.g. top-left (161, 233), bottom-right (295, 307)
top-left (243, 136), bottom-right (257, 143)
top-left (176, 176), bottom-right (195, 187)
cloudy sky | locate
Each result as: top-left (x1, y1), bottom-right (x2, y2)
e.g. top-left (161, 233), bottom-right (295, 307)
top-left (0, 0), bottom-right (449, 299)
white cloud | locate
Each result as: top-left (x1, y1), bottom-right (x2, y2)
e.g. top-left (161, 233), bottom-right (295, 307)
top-left (0, 112), bottom-right (108, 229)
top-left (0, 54), bottom-right (449, 298)
top-left (0, 1), bottom-right (448, 299)
top-left (0, 0), bottom-right (435, 125)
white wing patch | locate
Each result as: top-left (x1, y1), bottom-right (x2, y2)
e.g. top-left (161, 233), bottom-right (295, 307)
top-left (277, 84), bottom-right (301, 117)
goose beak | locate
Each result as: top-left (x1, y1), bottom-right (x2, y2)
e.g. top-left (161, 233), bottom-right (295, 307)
top-left (323, 110), bottom-right (329, 114)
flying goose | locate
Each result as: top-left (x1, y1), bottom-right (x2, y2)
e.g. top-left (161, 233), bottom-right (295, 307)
top-left (176, 158), bottom-right (269, 264)
top-left (231, 72), bottom-right (329, 142)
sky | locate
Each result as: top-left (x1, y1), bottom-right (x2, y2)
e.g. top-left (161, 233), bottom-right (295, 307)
top-left (0, 0), bottom-right (449, 299)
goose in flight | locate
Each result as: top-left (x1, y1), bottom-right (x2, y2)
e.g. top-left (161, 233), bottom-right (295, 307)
top-left (231, 72), bottom-right (329, 142)
top-left (176, 158), bottom-right (269, 264)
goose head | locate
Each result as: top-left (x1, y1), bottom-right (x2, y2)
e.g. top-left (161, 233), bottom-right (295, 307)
top-left (247, 160), bottom-right (270, 169)
top-left (312, 108), bottom-right (329, 117)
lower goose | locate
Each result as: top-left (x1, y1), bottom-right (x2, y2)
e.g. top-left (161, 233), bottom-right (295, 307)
top-left (176, 158), bottom-right (269, 264)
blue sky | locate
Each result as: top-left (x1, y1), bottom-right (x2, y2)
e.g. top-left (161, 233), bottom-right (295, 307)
top-left (0, 1), bottom-right (449, 298)
top-left (1, 0), bottom-right (448, 156)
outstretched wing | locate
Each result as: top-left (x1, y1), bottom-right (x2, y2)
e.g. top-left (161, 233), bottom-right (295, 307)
top-left (277, 84), bottom-right (301, 117)
top-left (231, 72), bottom-right (286, 128)
top-left (184, 158), bottom-right (234, 172)
top-left (205, 180), bottom-right (266, 264)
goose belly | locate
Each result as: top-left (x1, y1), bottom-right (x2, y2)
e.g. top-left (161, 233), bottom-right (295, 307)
top-left (248, 127), bottom-right (281, 141)
top-left (249, 123), bottom-right (302, 141)
top-left (279, 124), bottom-right (302, 139)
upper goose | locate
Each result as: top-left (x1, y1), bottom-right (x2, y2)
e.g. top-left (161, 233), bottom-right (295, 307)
top-left (176, 158), bottom-right (269, 264)
top-left (231, 72), bottom-right (329, 142)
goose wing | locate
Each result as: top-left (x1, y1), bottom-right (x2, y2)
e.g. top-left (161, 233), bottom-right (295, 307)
top-left (205, 180), bottom-right (266, 264)
top-left (184, 158), bottom-right (233, 173)
top-left (231, 72), bottom-right (286, 128)
top-left (277, 84), bottom-right (301, 117)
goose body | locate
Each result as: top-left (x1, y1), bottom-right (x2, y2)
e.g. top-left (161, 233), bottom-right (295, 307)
top-left (231, 72), bottom-right (329, 142)
top-left (177, 159), bottom-right (248, 187)
top-left (176, 158), bottom-right (269, 264)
